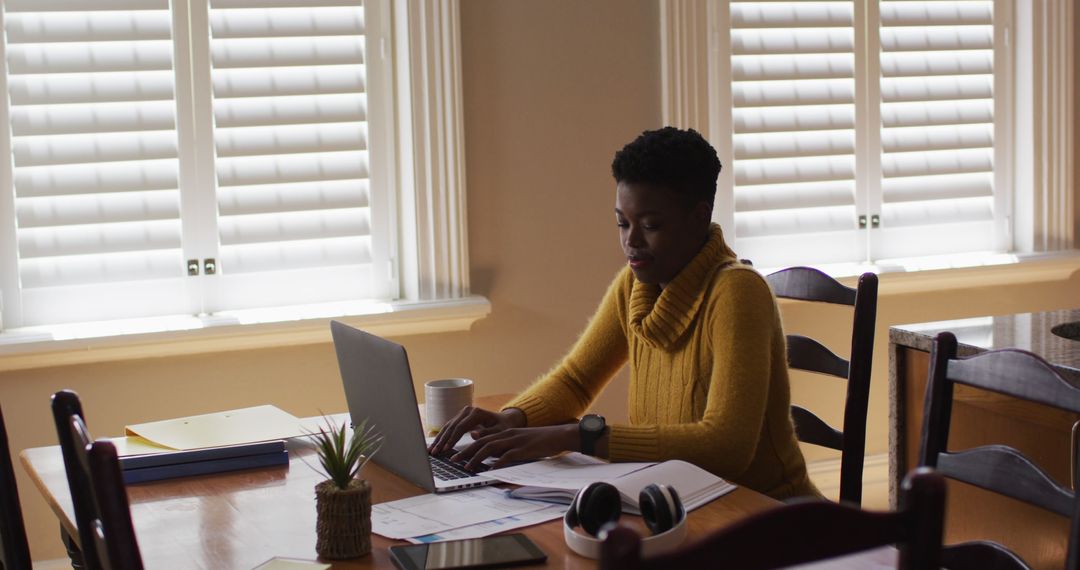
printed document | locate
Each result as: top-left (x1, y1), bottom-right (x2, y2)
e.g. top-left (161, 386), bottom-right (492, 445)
top-left (484, 452), bottom-right (655, 489)
top-left (492, 454), bottom-right (736, 515)
top-left (372, 487), bottom-right (551, 539)
top-left (406, 504), bottom-right (569, 544)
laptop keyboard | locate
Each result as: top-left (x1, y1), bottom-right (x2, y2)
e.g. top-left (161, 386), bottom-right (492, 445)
top-left (430, 453), bottom-right (490, 481)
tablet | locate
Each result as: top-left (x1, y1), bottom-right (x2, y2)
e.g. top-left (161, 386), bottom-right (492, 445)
top-left (388, 533), bottom-right (547, 570)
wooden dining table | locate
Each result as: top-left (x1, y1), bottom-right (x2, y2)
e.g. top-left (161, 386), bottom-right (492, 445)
top-left (20, 395), bottom-right (896, 568)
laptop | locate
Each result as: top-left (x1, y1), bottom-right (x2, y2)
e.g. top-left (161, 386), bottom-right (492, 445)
top-left (329, 321), bottom-right (497, 493)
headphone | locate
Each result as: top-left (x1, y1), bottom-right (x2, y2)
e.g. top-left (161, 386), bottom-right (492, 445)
top-left (563, 481), bottom-right (687, 559)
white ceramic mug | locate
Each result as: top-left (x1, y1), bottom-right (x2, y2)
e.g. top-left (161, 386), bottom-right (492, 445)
top-left (424, 378), bottom-right (474, 433)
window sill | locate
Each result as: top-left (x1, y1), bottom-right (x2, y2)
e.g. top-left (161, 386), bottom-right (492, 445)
top-left (0, 296), bottom-right (491, 373)
top-left (772, 250), bottom-right (1080, 303)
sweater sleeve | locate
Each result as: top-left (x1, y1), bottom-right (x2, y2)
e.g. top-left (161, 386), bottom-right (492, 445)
top-left (503, 270), bottom-right (631, 426)
top-left (607, 268), bottom-right (777, 478)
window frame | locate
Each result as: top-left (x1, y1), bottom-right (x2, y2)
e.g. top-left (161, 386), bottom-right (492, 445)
top-left (0, 0), bottom-right (483, 339)
top-left (661, 0), bottom-right (1073, 273)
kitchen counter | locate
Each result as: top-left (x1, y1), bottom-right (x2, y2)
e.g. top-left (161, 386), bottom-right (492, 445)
top-left (888, 309), bottom-right (1080, 570)
top-left (890, 308), bottom-right (1080, 373)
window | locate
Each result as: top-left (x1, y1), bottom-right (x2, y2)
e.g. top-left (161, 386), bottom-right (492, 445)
top-left (0, 0), bottom-right (473, 333)
top-left (662, 0), bottom-right (1073, 271)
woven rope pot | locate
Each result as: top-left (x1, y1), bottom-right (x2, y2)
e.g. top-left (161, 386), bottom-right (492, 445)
top-left (315, 478), bottom-right (372, 559)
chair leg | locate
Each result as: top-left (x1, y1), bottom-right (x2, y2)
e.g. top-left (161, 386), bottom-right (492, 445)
top-left (61, 526), bottom-right (88, 569)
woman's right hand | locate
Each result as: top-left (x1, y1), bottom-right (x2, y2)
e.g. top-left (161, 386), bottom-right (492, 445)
top-left (428, 406), bottom-right (526, 456)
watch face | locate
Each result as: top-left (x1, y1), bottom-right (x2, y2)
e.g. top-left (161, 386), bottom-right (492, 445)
top-left (581, 415), bottom-right (604, 432)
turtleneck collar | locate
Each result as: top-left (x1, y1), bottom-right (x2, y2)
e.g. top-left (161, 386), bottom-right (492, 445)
top-left (627, 223), bottom-right (738, 349)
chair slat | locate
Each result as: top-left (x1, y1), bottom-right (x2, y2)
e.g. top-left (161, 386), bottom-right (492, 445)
top-left (949, 349), bottom-right (1080, 411)
top-left (766, 266), bottom-right (857, 306)
top-left (791, 406), bottom-right (843, 450)
top-left (938, 445), bottom-right (1074, 517)
top-left (939, 540), bottom-right (1031, 570)
top-left (786, 335), bottom-right (849, 378)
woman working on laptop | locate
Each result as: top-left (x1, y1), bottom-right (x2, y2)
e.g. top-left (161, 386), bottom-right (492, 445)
top-left (430, 127), bottom-right (819, 500)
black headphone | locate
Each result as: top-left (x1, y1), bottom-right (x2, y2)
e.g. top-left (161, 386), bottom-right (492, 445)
top-left (563, 481), bottom-right (687, 558)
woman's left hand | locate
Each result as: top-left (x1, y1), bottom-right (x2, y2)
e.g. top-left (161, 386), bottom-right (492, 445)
top-left (452, 424), bottom-right (579, 471)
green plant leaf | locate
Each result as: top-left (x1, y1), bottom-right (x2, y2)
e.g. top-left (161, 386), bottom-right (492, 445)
top-left (303, 415), bottom-right (384, 490)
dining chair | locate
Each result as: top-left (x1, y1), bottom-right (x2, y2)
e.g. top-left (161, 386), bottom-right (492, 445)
top-left (52, 389), bottom-right (110, 570)
top-left (599, 467), bottom-right (945, 570)
top-left (920, 332), bottom-right (1080, 570)
top-left (1, 404), bottom-right (32, 570)
top-left (766, 266), bottom-right (879, 505)
top-left (68, 414), bottom-right (143, 570)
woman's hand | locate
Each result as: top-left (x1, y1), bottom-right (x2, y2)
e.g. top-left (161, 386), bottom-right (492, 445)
top-left (452, 424), bottom-right (579, 471)
top-left (428, 406), bottom-right (526, 456)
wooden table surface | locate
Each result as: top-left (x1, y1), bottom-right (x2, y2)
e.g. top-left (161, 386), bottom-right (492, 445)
top-left (21, 395), bottom-right (896, 569)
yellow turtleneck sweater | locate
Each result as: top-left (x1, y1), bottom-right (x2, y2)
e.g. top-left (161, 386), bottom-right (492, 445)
top-left (505, 224), bottom-right (819, 500)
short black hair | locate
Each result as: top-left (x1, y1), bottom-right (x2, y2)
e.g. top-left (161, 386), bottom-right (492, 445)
top-left (611, 127), bottom-right (721, 207)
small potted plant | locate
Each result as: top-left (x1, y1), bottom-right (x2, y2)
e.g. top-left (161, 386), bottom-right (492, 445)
top-left (308, 417), bottom-right (383, 559)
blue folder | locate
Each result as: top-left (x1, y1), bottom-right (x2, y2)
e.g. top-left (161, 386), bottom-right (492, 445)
top-left (120, 440), bottom-right (289, 484)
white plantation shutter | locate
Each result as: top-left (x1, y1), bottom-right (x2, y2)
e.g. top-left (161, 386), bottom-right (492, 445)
top-left (206, 0), bottom-right (389, 311)
top-left (714, 0), bottom-right (1003, 269)
top-left (875, 0), bottom-right (997, 259)
top-left (0, 0), bottom-right (396, 331)
top-left (727, 1), bottom-right (863, 268)
top-left (1, 0), bottom-right (194, 327)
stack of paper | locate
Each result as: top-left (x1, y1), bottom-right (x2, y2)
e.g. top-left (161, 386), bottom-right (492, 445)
top-left (488, 454), bottom-right (736, 515)
top-left (113, 405), bottom-right (304, 483)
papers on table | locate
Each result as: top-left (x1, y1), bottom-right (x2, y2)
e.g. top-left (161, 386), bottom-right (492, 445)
top-left (378, 453), bottom-right (737, 544)
top-left (252, 558), bottom-right (330, 570)
top-left (496, 455), bottom-right (736, 515)
top-left (372, 487), bottom-right (554, 540)
top-left (485, 452), bottom-right (655, 489)
top-left (125, 405), bottom-right (307, 450)
top-left (406, 504), bottom-right (568, 544)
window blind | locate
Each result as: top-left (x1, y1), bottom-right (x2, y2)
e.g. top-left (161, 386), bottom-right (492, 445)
top-left (207, 0), bottom-right (386, 311)
top-left (720, 1), bottom-right (1001, 269)
top-left (3, 0), bottom-right (192, 326)
top-left (727, 1), bottom-right (862, 268)
top-left (875, 0), bottom-right (996, 259)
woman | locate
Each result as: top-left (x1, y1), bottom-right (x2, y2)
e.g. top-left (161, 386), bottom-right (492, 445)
top-left (431, 127), bottom-right (818, 500)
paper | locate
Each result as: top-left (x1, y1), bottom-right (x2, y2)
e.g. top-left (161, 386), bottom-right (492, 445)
top-left (125, 405), bottom-right (306, 450)
top-left (371, 487), bottom-right (550, 540)
top-left (593, 459), bottom-right (737, 513)
top-left (484, 452), bottom-right (654, 489)
top-left (406, 503), bottom-right (568, 544)
top-left (106, 435), bottom-right (173, 457)
top-left (499, 457), bottom-right (736, 515)
top-left (252, 558), bottom-right (330, 570)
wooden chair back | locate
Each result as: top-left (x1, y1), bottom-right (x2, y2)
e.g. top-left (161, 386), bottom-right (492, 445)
top-left (68, 415), bottom-right (143, 570)
top-left (920, 332), bottom-right (1080, 570)
top-left (766, 266), bottom-right (879, 505)
top-left (53, 390), bottom-right (145, 570)
top-left (51, 389), bottom-right (101, 569)
top-left (599, 467), bottom-right (945, 570)
top-left (1, 404), bottom-right (32, 570)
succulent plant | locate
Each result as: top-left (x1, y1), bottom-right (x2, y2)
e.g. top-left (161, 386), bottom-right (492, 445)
top-left (307, 417), bottom-right (383, 490)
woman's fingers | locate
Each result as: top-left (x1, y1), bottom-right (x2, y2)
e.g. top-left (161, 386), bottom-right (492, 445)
top-left (455, 425), bottom-right (575, 470)
top-left (430, 406), bottom-right (487, 454)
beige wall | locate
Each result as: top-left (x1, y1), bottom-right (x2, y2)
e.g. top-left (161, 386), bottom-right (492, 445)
top-left (1, 0), bottom-right (1078, 562)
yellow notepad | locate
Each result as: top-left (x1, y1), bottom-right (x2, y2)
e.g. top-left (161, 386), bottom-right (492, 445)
top-left (124, 405), bottom-right (306, 450)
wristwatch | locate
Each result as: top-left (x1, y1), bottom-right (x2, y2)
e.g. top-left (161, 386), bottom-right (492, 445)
top-left (578, 414), bottom-right (608, 456)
